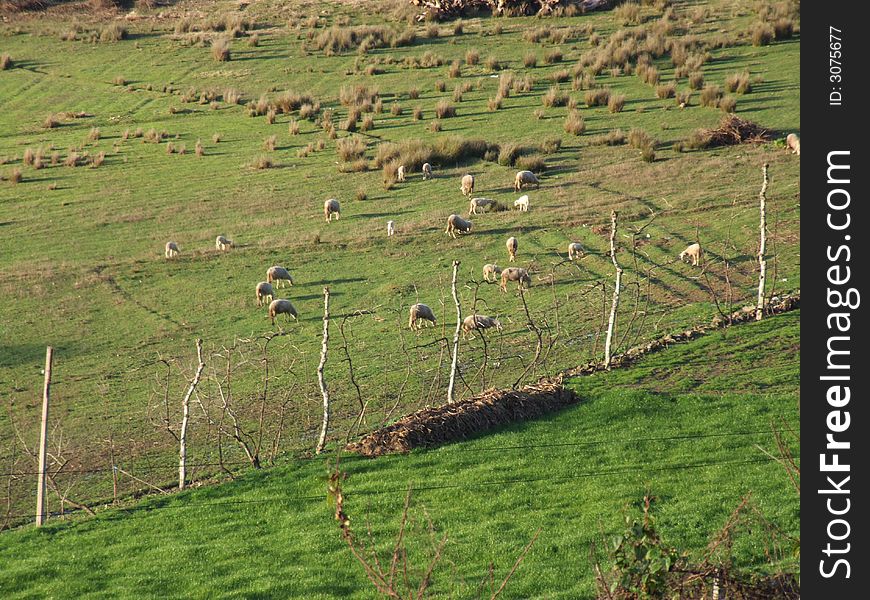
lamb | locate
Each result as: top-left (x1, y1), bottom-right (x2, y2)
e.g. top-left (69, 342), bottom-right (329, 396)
top-left (255, 281), bottom-right (275, 307)
top-left (397, 165), bottom-right (406, 182)
top-left (268, 298), bottom-right (298, 325)
top-left (679, 242), bottom-right (703, 266)
top-left (164, 241), bottom-right (179, 258)
top-left (786, 133), bottom-right (800, 156)
top-left (506, 236), bottom-right (518, 262)
top-left (422, 162), bottom-right (433, 180)
top-left (324, 199), bottom-right (341, 222)
top-left (266, 266), bottom-right (294, 288)
top-left (408, 303), bottom-right (437, 330)
top-left (387, 220), bottom-right (396, 236)
top-left (567, 242), bottom-right (584, 261)
top-left (513, 194), bottom-right (529, 212)
top-left (500, 266), bottom-right (531, 292)
top-left (468, 197), bottom-right (496, 215)
top-left (482, 263), bottom-right (502, 282)
top-left (462, 314), bottom-right (502, 335)
top-left (215, 235), bottom-right (233, 251)
top-left (460, 173), bottom-right (475, 198)
top-left (514, 170), bottom-right (540, 192)
top-left (445, 214), bottom-right (473, 238)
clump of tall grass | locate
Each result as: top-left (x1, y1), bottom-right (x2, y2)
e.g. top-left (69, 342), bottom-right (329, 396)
top-left (336, 136), bottom-right (367, 162)
top-left (212, 37), bottom-right (231, 61)
top-left (725, 71), bottom-right (752, 94)
top-left (435, 100), bottom-right (456, 118)
top-left (564, 110), bottom-right (585, 135)
top-left (584, 87), bottom-right (611, 107)
top-left (608, 94), bottom-right (626, 113)
top-left (542, 85), bottom-right (569, 107)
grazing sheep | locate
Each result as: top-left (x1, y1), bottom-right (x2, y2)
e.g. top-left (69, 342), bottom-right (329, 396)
top-left (462, 314), bottom-right (502, 335)
top-left (324, 198), bottom-right (341, 222)
top-left (255, 281), bottom-right (275, 307)
top-left (268, 298), bottom-right (298, 325)
top-left (408, 303), bottom-right (437, 330)
top-left (567, 242), bottom-right (584, 261)
top-left (679, 242), bottom-right (703, 266)
top-left (482, 263), bottom-right (502, 282)
top-left (500, 266), bottom-right (531, 292)
top-left (215, 235), bottom-right (233, 251)
top-left (514, 170), bottom-right (540, 192)
top-left (506, 236), bottom-right (518, 262)
top-left (468, 197), bottom-right (497, 215)
top-left (397, 165), bottom-right (406, 182)
top-left (445, 214), bottom-right (473, 238)
top-left (387, 220), bottom-right (396, 236)
top-left (164, 241), bottom-right (179, 258)
top-left (460, 173), bottom-right (475, 198)
top-left (514, 194), bottom-right (529, 212)
top-left (266, 266), bottom-right (294, 288)
top-left (786, 133), bottom-right (800, 156)
top-left (422, 162), bottom-right (433, 180)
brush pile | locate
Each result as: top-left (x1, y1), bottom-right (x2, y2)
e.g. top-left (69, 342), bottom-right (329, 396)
top-left (699, 115), bottom-right (773, 147)
top-left (346, 381), bottom-right (579, 457)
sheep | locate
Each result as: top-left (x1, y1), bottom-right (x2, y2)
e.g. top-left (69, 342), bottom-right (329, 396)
top-left (460, 173), bottom-right (474, 198)
top-left (397, 165), bottom-right (406, 182)
top-left (266, 266), bottom-right (293, 288)
top-left (513, 194), bottom-right (529, 212)
top-left (387, 220), bottom-right (396, 236)
top-left (408, 303), bottom-right (437, 330)
top-left (679, 242), bottom-right (703, 266)
top-left (786, 133), bottom-right (800, 156)
top-left (567, 242), bottom-right (584, 261)
top-left (514, 170), bottom-right (539, 192)
top-left (462, 314), bottom-right (502, 335)
top-left (422, 162), bottom-right (433, 180)
top-left (255, 281), bottom-right (275, 307)
top-left (500, 266), bottom-right (531, 292)
top-left (506, 236), bottom-right (518, 262)
top-left (482, 263), bottom-right (502, 282)
top-left (215, 235), bottom-right (233, 251)
top-left (468, 197), bottom-right (497, 215)
top-left (445, 214), bottom-right (473, 238)
top-left (324, 198), bottom-right (341, 222)
top-left (164, 241), bottom-right (179, 258)
top-left (268, 298), bottom-right (298, 325)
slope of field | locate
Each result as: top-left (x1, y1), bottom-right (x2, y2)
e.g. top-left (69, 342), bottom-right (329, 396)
top-left (0, 310), bottom-right (800, 599)
top-left (0, 0), bottom-right (799, 526)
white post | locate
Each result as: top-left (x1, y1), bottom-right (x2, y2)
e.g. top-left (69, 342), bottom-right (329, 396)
top-left (447, 261), bottom-right (461, 404)
top-left (755, 163), bottom-right (770, 321)
top-left (36, 346), bottom-right (53, 526)
top-left (316, 287), bottom-right (331, 454)
top-left (179, 338), bottom-right (205, 490)
top-left (604, 211), bottom-right (622, 369)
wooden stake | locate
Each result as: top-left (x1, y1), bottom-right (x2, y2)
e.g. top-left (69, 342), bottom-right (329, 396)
top-left (36, 346), bottom-right (53, 527)
top-left (179, 338), bottom-right (205, 491)
top-left (756, 163), bottom-right (770, 321)
top-left (604, 211), bottom-right (623, 369)
top-left (316, 287), bottom-right (331, 454)
top-left (447, 261), bottom-right (461, 404)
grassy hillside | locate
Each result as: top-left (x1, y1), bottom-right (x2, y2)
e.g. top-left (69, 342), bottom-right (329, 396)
top-left (0, 0), bottom-right (799, 528)
top-left (0, 309), bottom-right (800, 598)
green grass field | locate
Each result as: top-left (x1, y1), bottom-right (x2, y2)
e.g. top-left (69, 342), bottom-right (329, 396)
top-left (0, 308), bottom-right (800, 599)
top-left (0, 0), bottom-right (799, 590)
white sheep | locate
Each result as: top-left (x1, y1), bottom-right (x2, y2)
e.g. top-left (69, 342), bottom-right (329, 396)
top-left (397, 165), bottom-right (406, 182)
top-left (255, 281), bottom-right (275, 307)
top-left (408, 303), bottom-right (437, 330)
top-left (324, 199), bottom-right (341, 222)
top-left (468, 197), bottom-right (497, 215)
top-left (387, 220), bottom-right (396, 236)
top-left (514, 170), bottom-right (539, 192)
top-left (445, 214), bottom-right (473, 238)
top-left (500, 266), bottom-right (531, 292)
top-left (422, 162), bottom-right (433, 180)
top-left (266, 266), bottom-right (293, 288)
top-left (567, 242), bottom-right (584, 261)
top-left (679, 242), bottom-right (703, 266)
top-left (506, 236), bottom-right (518, 262)
top-left (164, 241), bottom-right (179, 259)
top-left (215, 235), bottom-right (233, 251)
top-left (786, 133), bottom-right (800, 156)
top-left (460, 173), bottom-right (475, 198)
top-left (513, 194), bottom-right (529, 212)
top-left (482, 263), bottom-right (502, 282)
top-left (462, 314), bottom-right (502, 335)
top-left (268, 298), bottom-right (298, 325)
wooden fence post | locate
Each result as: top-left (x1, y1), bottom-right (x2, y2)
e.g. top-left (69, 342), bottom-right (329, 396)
top-left (604, 211), bottom-right (623, 369)
top-left (755, 163), bottom-right (770, 321)
top-left (36, 346), bottom-right (53, 526)
top-left (179, 338), bottom-right (205, 491)
top-left (316, 287), bottom-right (331, 454)
top-left (447, 260), bottom-right (461, 404)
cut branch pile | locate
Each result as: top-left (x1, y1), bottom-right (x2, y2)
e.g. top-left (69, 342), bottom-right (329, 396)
top-left (346, 381), bottom-right (579, 457)
top-left (699, 115), bottom-right (773, 148)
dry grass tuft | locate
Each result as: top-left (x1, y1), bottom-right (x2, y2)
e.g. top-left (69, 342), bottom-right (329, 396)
top-left (564, 110), bottom-right (585, 136)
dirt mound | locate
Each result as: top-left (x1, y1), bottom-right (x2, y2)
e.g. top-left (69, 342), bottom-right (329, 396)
top-left (346, 381), bottom-right (579, 457)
